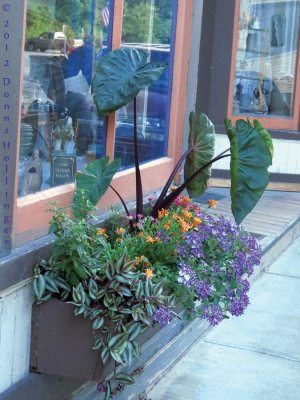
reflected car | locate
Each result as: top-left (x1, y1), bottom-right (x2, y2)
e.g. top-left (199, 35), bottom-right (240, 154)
top-left (25, 32), bottom-right (66, 52)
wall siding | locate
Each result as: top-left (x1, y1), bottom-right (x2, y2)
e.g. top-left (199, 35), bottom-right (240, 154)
top-left (0, 282), bottom-right (33, 394)
top-left (213, 134), bottom-right (300, 175)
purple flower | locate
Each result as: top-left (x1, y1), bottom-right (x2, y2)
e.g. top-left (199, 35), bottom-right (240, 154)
top-left (196, 280), bottom-right (211, 300)
top-left (229, 293), bottom-right (250, 316)
top-left (153, 307), bottom-right (173, 326)
top-left (156, 230), bottom-right (169, 244)
top-left (201, 304), bottom-right (223, 326)
top-left (178, 263), bottom-right (197, 287)
top-left (212, 261), bottom-right (219, 273)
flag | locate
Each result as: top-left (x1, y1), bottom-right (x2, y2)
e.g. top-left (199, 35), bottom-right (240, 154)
top-left (102, 6), bottom-right (110, 27)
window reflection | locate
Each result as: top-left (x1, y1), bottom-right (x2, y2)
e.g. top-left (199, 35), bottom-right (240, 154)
top-left (114, 0), bottom-right (175, 168)
top-left (19, 0), bottom-right (112, 196)
top-left (233, 0), bottom-right (300, 118)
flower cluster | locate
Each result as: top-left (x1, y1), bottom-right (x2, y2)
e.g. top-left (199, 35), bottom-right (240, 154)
top-left (103, 195), bottom-right (261, 328)
top-left (153, 307), bottom-right (173, 326)
top-left (175, 210), bottom-right (261, 325)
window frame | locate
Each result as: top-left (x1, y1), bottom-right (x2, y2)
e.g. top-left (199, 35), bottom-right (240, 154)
top-left (227, 0), bottom-right (300, 131)
top-left (13, 0), bottom-right (193, 247)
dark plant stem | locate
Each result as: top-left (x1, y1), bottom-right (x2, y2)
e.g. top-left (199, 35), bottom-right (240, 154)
top-left (109, 185), bottom-right (130, 217)
top-left (151, 152), bottom-right (230, 217)
top-left (152, 147), bottom-right (192, 213)
top-left (133, 97), bottom-right (144, 218)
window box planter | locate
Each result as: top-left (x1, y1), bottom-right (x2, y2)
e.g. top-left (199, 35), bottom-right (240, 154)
top-left (30, 298), bottom-right (165, 381)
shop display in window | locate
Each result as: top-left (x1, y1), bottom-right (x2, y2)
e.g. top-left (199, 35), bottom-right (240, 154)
top-left (232, 0), bottom-right (300, 118)
top-left (19, 0), bottom-right (113, 197)
top-left (114, 0), bottom-right (175, 168)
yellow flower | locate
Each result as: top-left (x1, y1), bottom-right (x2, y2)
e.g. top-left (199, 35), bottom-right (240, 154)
top-left (146, 235), bottom-right (155, 243)
top-left (193, 217), bottom-right (202, 227)
top-left (116, 227), bottom-right (125, 235)
top-left (137, 232), bottom-right (144, 238)
top-left (207, 199), bottom-right (218, 208)
top-left (145, 268), bottom-right (154, 278)
top-left (158, 209), bottom-right (169, 219)
top-left (97, 228), bottom-right (106, 235)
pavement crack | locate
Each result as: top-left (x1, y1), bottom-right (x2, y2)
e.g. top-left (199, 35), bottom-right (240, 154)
top-left (265, 271), bottom-right (300, 280)
top-left (203, 339), bottom-right (300, 364)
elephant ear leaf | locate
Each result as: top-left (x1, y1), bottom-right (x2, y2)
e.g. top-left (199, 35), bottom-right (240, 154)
top-left (253, 119), bottom-right (274, 159)
top-left (225, 118), bottom-right (273, 225)
top-left (72, 156), bottom-right (121, 218)
top-left (92, 47), bottom-right (166, 117)
top-left (184, 112), bottom-right (215, 198)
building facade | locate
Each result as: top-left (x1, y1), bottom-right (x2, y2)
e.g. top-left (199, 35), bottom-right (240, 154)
top-left (0, 0), bottom-right (299, 397)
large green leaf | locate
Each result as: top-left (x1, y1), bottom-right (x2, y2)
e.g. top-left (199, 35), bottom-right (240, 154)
top-left (184, 112), bottom-right (215, 198)
top-left (92, 47), bottom-right (166, 117)
top-left (225, 118), bottom-right (273, 225)
top-left (253, 119), bottom-right (274, 159)
top-left (72, 156), bottom-right (121, 217)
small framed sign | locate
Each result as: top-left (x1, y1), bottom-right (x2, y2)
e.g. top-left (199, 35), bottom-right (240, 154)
top-left (50, 153), bottom-right (76, 187)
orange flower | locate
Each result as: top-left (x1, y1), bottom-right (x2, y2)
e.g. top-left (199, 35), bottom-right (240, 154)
top-left (158, 209), bottom-right (169, 219)
top-left (182, 196), bottom-right (190, 205)
top-left (137, 232), bottom-right (144, 238)
top-left (155, 237), bottom-right (162, 243)
top-left (97, 228), bottom-right (106, 235)
top-left (207, 199), bottom-right (218, 208)
top-left (146, 235), bottom-right (155, 243)
top-left (145, 268), bottom-right (154, 278)
top-left (193, 217), bottom-right (202, 227)
top-left (116, 227), bottom-right (125, 235)
top-left (183, 209), bottom-right (192, 221)
top-left (164, 220), bottom-right (171, 230)
top-left (116, 238), bottom-right (122, 243)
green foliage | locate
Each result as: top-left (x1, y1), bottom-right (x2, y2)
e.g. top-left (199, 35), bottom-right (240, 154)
top-left (92, 47), bottom-right (166, 117)
top-left (72, 157), bottom-right (121, 219)
top-left (33, 202), bottom-right (175, 389)
top-left (225, 118), bottom-right (273, 225)
top-left (184, 112), bottom-right (216, 198)
top-left (122, 0), bottom-right (172, 44)
top-left (26, 0), bottom-right (107, 38)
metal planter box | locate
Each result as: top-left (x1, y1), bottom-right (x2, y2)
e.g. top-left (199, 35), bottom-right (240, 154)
top-left (30, 298), bottom-right (162, 381)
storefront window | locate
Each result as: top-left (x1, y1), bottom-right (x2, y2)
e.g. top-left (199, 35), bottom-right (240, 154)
top-left (19, 0), bottom-right (113, 196)
top-left (232, 0), bottom-right (300, 118)
top-left (114, 0), bottom-right (176, 168)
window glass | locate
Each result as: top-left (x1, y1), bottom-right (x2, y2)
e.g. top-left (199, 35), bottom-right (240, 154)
top-left (114, 0), bottom-right (176, 168)
top-left (19, 0), bottom-right (113, 197)
top-left (232, 0), bottom-right (300, 118)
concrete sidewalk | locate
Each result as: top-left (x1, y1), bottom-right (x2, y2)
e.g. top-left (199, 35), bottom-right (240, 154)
top-left (147, 236), bottom-right (300, 400)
